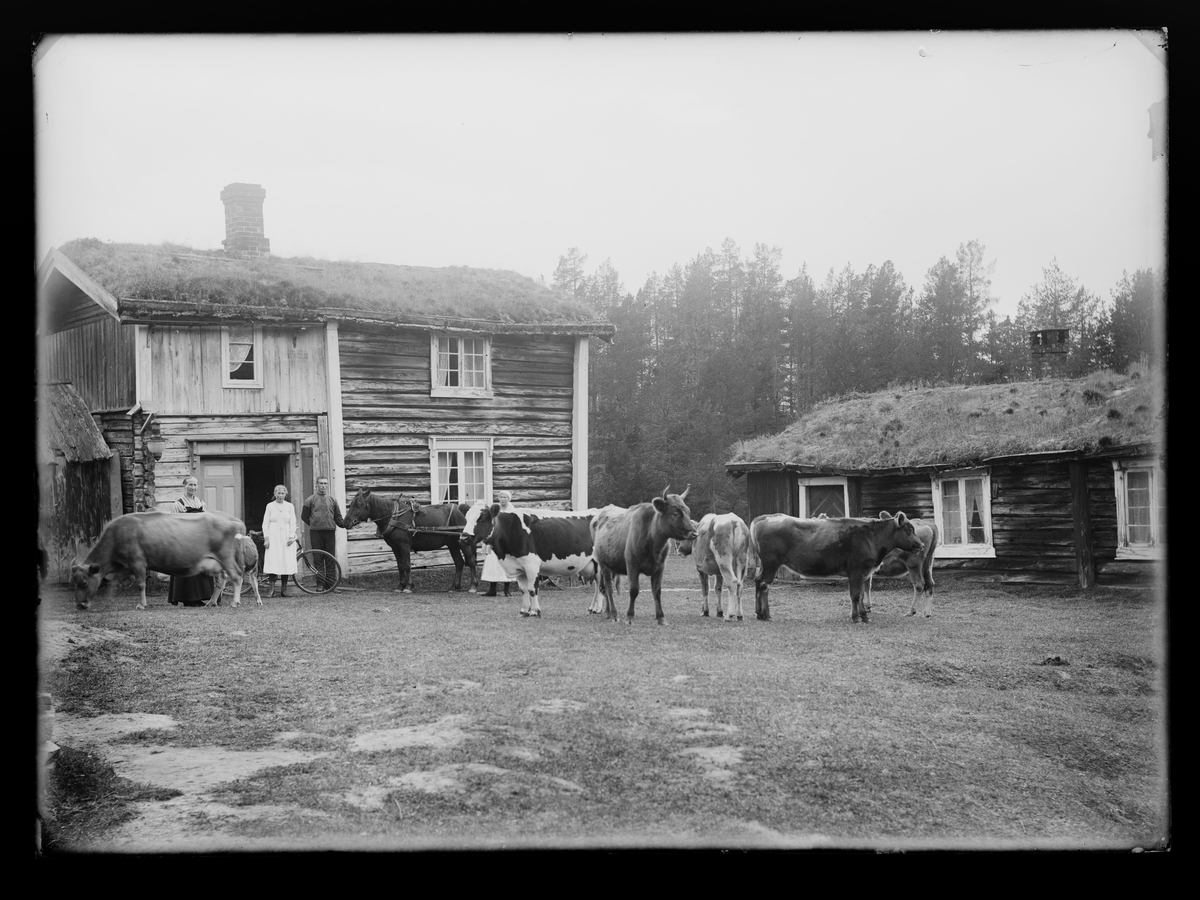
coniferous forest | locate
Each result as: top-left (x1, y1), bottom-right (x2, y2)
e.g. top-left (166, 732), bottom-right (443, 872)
top-left (552, 241), bottom-right (1164, 517)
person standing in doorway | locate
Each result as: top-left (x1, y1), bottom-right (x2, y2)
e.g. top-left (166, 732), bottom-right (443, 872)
top-left (302, 476), bottom-right (345, 591)
top-left (262, 484), bottom-right (298, 596)
top-left (168, 476), bottom-right (215, 607)
top-left (480, 490), bottom-right (517, 597)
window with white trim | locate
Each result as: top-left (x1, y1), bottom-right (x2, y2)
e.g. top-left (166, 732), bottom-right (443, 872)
top-left (429, 437), bottom-right (493, 504)
top-left (1113, 458), bottom-right (1166, 559)
top-left (797, 476), bottom-right (848, 518)
top-left (430, 333), bottom-right (492, 398)
top-left (221, 325), bottom-right (263, 388)
top-left (931, 469), bottom-right (995, 558)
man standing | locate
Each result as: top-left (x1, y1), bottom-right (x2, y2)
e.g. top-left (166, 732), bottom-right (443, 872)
top-left (302, 477), bottom-right (346, 590)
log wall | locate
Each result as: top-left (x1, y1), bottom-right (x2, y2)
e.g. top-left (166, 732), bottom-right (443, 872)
top-left (338, 325), bottom-right (577, 574)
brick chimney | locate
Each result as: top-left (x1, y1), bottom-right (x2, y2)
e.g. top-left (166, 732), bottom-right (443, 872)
top-left (1029, 328), bottom-right (1070, 379)
top-left (220, 183), bottom-right (270, 258)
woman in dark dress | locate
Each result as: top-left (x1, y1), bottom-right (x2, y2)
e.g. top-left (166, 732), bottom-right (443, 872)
top-left (168, 476), bottom-right (216, 607)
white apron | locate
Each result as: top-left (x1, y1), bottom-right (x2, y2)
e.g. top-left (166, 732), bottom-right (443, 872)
top-left (262, 500), bottom-right (298, 575)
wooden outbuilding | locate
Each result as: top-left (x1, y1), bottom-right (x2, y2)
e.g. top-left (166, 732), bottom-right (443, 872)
top-left (726, 374), bottom-right (1165, 588)
top-left (37, 382), bottom-right (120, 581)
top-left (37, 184), bottom-right (614, 578)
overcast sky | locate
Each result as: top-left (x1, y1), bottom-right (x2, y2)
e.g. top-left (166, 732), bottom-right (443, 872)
top-left (34, 31), bottom-right (1166, 320)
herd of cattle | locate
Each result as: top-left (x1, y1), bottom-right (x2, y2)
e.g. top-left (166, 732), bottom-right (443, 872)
top-left (69, 486), bottom-right (940, 624)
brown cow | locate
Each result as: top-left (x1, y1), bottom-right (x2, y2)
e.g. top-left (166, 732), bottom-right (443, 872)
top-left (863, 514), bottom-right (939, 618)
top-left (589, 486), bottom-right (699, 625)
top-left (214, 533), bottom-right (265, 608)
top-left (72, 510), bottom-right (247, 610)
top-left (749, 512), bottom-right (924, 623)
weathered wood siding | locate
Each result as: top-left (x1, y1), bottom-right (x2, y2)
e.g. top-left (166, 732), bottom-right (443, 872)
top-left (338, 325), bottom-right (576, 574)
top-left (38, 459), bottom-right (113, 583)
top-left (147, 325), bottom-right (327, 414)
top-left (1087, 458), bottom-right (1161, 588)
top-left (859, 475), bottom-right (935, 521)
top-left (41, 317), bottom-right (136, 411)
top-left (150, 414), bottom-right (320, 513)
top-left (745, 472), bottom-right (797, 522)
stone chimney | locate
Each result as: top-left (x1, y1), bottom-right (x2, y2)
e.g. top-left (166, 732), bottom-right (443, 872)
top-left (1029, 328), bottom-right (1070, 379)
top-left (220, 183), bottom-right (270, 258)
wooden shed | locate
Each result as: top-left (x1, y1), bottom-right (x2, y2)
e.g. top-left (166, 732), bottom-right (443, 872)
top-left (37, 382), bottom-right (120, 582)
top-left (37, 185), bottom-right (614, 578)
top-left (726, 373), bottom-right (1165, 588)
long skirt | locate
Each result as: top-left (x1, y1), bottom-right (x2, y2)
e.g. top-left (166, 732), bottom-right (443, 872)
top-left (481, 549), bottom-right (516, 583)
top-left (169, 573), bottom-right (214, 607)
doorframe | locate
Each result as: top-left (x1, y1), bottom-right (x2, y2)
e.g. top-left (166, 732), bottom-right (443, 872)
top-left (189, 438), bottom-right (303, 525)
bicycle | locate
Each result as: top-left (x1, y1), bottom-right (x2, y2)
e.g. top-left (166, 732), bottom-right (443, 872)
top-left (222, 531), bottom-right (342, 600)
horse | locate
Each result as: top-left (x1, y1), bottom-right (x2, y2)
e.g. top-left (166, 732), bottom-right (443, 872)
top-left (344, 488), bottom-right (479, 593)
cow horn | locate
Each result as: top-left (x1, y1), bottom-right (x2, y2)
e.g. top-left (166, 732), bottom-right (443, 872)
top-left (680, 484), bottom-right (690, 500)
top-left (662, 485), bottom-right (671, 499)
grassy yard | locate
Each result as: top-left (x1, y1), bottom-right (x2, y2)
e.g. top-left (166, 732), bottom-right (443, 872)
top-left (37, 555), bottom-right (1170, 852)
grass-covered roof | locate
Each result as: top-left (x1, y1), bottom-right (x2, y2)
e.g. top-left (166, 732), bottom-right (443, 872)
top-left (727, 367), bottom-right (1165, 474)
top-left (56, 239), bottom-right (611, 333)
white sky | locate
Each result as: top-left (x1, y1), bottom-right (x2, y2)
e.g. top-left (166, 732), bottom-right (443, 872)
top-left (34, 31), bottom-right (1167, 320)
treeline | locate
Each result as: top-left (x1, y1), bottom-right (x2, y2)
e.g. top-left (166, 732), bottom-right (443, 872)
top-left (553, 241), bottom-right (1163, 517)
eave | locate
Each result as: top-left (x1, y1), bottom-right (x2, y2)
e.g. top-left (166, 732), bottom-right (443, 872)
top-left (116, 298), bottom-right (616, 340)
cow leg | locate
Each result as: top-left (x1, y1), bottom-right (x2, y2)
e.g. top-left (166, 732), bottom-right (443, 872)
top-left (717, 564), bottom-right (738, 622)
top-left (625, 571), bottom-right (640, 624)
top-left (650, 569), bottom-right (667, 626)
top-left (755, 567), bottom-right (777, 621)
top-left (133, 563), bottom-right (149, 611)
top-left (714, 572), bottom-right (726, 620)
top-left (849, 574), bottom-right (868, 624)
top-left (600, 567), bottom-right (619, 621)
top-left (699, 572), bottom-right (710, 617)
top-left (517, 573), bottom-right (537, 617)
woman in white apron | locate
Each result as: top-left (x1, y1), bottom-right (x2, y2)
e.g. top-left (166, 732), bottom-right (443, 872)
top-left (262, 484), bottom-right (298, 596)
top-left (480, 490), bottom-right (518, 597)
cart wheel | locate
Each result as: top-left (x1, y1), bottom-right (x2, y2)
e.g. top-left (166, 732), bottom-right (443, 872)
top-left (295, 549), bottom-right (341, 594)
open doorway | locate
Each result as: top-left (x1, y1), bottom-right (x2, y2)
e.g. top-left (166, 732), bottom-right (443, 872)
top-left (199, 454), bottom-right (292, 531)
top-left (242, 455), bottom-right (291, 531)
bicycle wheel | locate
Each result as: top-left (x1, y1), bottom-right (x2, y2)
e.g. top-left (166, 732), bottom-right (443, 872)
top-left (294, 549), bottom-right (341, 594)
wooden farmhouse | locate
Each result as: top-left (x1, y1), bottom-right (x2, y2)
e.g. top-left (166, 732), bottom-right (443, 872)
top-left (36, 183), bottom-right (614, 580)
top-left (726, 373), bottom-right (1166, 588)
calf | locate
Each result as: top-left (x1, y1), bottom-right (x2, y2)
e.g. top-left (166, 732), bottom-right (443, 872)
top-left (750, 511), bottom-right (924, 623)
top-left (214, 534), bottom-right (265, 608)
top-left (590, 486), bottom-right (699, 625)
top-left (863, 514), bottom-right (939, 618)
top-left (72, 510), bottom-right (247, 610)
top-left (678, 512), bottom-right (751, 621)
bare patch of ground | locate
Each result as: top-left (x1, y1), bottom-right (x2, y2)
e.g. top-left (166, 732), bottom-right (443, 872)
top-left (350, 715), bottom-right (475, 752)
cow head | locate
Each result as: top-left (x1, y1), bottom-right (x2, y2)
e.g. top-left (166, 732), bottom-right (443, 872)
top-left (459, 502), bottom-right (496, 548)
top-left (71, 563), bottom-right (104, 610)
top-left (653, 485), bottom-right (699, 542)
top-left (880, 511), bottom-right (924, 553)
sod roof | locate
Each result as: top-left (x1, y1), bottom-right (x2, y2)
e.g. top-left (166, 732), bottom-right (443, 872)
top-left (727, 368), bottom-right (1165, 475)
top-left (55, 239), bottom-right (613, 336)
top-left (39, 382), bottom-right (113, 464)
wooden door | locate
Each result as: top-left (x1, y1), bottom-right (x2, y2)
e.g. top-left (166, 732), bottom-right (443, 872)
top-left (201, 459), bottom-right (243, 520)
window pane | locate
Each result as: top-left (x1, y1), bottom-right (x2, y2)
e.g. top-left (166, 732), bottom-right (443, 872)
top-left (438, 451), bottom-right (457, 502)
top-left (807, 485), bottom-right (844, 518)
top-left (941, 480), bottom-right (962, 544)
top-left (228, 343), bottom-right (255, 380)
top-left (965, 478), bottom-right (986, 544)
top-left (462, 338), bottom-right (486, 389)
top-left (1126, 470), bottom-right (1153, 544)
top-left (461, 451), bottom-right (486, 502)
top-left (438, 336), bottom-right (459, 388)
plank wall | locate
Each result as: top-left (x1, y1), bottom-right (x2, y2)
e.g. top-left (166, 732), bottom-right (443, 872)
top-left (40, 317), bottom-right (136, 410)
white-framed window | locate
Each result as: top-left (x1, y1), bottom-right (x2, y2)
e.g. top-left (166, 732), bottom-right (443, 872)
top-left (930, 468), bottom-right (996, 558)
top-left (221, 325), bottom-right (263, 389)
top-left (1113, 458), bottom-right (1166, 559)
top-left (798, 476), bottom-right (848, 518)
top-left (430, 333), bottom-right (492, 399)
top-left (429, 437), bottom-right (493, 504)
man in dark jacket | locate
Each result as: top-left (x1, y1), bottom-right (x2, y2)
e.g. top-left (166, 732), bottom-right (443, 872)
top-left (302, 477), bottom-right (346, 589)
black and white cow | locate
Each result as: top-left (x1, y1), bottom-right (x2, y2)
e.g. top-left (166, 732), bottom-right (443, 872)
top-left (462, 503), bottom-right (600, 618)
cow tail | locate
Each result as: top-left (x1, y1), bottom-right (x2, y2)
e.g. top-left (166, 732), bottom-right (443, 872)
top-left (745, 520), bottom-right (762, 581)
top-left (924, 522), bottom-right (939, 593)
